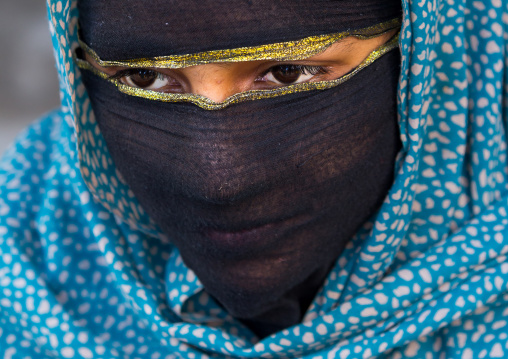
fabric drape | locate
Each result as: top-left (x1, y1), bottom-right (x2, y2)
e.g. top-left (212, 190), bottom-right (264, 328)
top-left (0, 0), bottom-right (507, 358)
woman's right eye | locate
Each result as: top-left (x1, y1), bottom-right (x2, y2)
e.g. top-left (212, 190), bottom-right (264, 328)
top-left (110, 69), bottom-right (181, 92)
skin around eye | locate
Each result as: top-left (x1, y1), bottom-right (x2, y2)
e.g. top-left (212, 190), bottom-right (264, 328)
top-left (84, 29), bottom-right (397, 99)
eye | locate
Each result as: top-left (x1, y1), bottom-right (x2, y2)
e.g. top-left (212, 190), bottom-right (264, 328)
top-left (110, 69), bottom-right (181, 92)
top-left (261, 65), bottom-right (328, 85)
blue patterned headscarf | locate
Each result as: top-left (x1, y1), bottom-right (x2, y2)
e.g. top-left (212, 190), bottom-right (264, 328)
top-left (0, 0), bottom-right (507, 357)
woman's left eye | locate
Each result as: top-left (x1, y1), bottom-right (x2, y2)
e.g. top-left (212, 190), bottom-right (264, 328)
top-left (261, 65), bottom-right (328, 85)
top-left (111, 69), bottom-right (177, 91)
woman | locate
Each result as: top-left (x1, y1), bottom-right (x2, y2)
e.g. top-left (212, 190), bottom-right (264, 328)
top-left (0, 0), bottom-right (507, 358)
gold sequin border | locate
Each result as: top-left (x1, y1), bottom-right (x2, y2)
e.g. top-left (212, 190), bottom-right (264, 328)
top-left (75, 35), bottom-right (399, 111)
top-left (78, 18), bottom-right (401, 69)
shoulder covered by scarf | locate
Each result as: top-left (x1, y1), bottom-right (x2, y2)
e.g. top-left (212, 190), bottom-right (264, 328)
top-left (0, 0), bottom-right (507, 358)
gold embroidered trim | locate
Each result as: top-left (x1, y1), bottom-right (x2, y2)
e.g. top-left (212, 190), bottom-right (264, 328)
top-left (75, 34), bottom-right (399, 111)
top-left (78, 18), bottom-right (401, 69)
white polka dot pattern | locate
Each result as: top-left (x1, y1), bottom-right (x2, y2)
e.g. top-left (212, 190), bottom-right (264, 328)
top-left (0, 0), bottom-right (507, 357)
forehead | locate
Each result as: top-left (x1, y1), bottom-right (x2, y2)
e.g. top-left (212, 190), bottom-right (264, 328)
top-left (78, 0), bottom-right (401, 60)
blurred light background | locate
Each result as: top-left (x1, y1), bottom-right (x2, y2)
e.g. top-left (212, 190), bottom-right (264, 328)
top-left (0, 1), bottom-right (60, 155)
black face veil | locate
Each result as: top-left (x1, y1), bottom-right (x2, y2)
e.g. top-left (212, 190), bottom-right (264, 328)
top-left (78, 0), bottom-right (402, 338)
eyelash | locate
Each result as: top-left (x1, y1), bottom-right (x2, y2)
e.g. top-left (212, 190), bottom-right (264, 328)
top-left (262, 65), bottom-right (329, 77)
top-left (108, 69), bottom-right (165, 81)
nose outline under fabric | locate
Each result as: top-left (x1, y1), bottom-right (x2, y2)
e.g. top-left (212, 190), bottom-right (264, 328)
top-left (180, 137), bottom-right (272, 205)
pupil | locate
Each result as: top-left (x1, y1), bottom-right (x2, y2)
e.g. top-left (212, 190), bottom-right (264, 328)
top-left (272, 65), bottom-right (301, 84)
top-left (131, 69), bottom-right (157, 88)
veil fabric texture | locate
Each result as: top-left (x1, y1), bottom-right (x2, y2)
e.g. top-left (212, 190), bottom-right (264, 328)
top-left (76, 0), bottom-right (403, 336)
top-left (0, 0), bottom-right (507, 358)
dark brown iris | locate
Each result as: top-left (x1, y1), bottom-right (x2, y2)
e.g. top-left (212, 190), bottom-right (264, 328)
top-left (271, 65), bottom-right (302, 84)
top-left (129, 69), bottom-right (158, 88)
